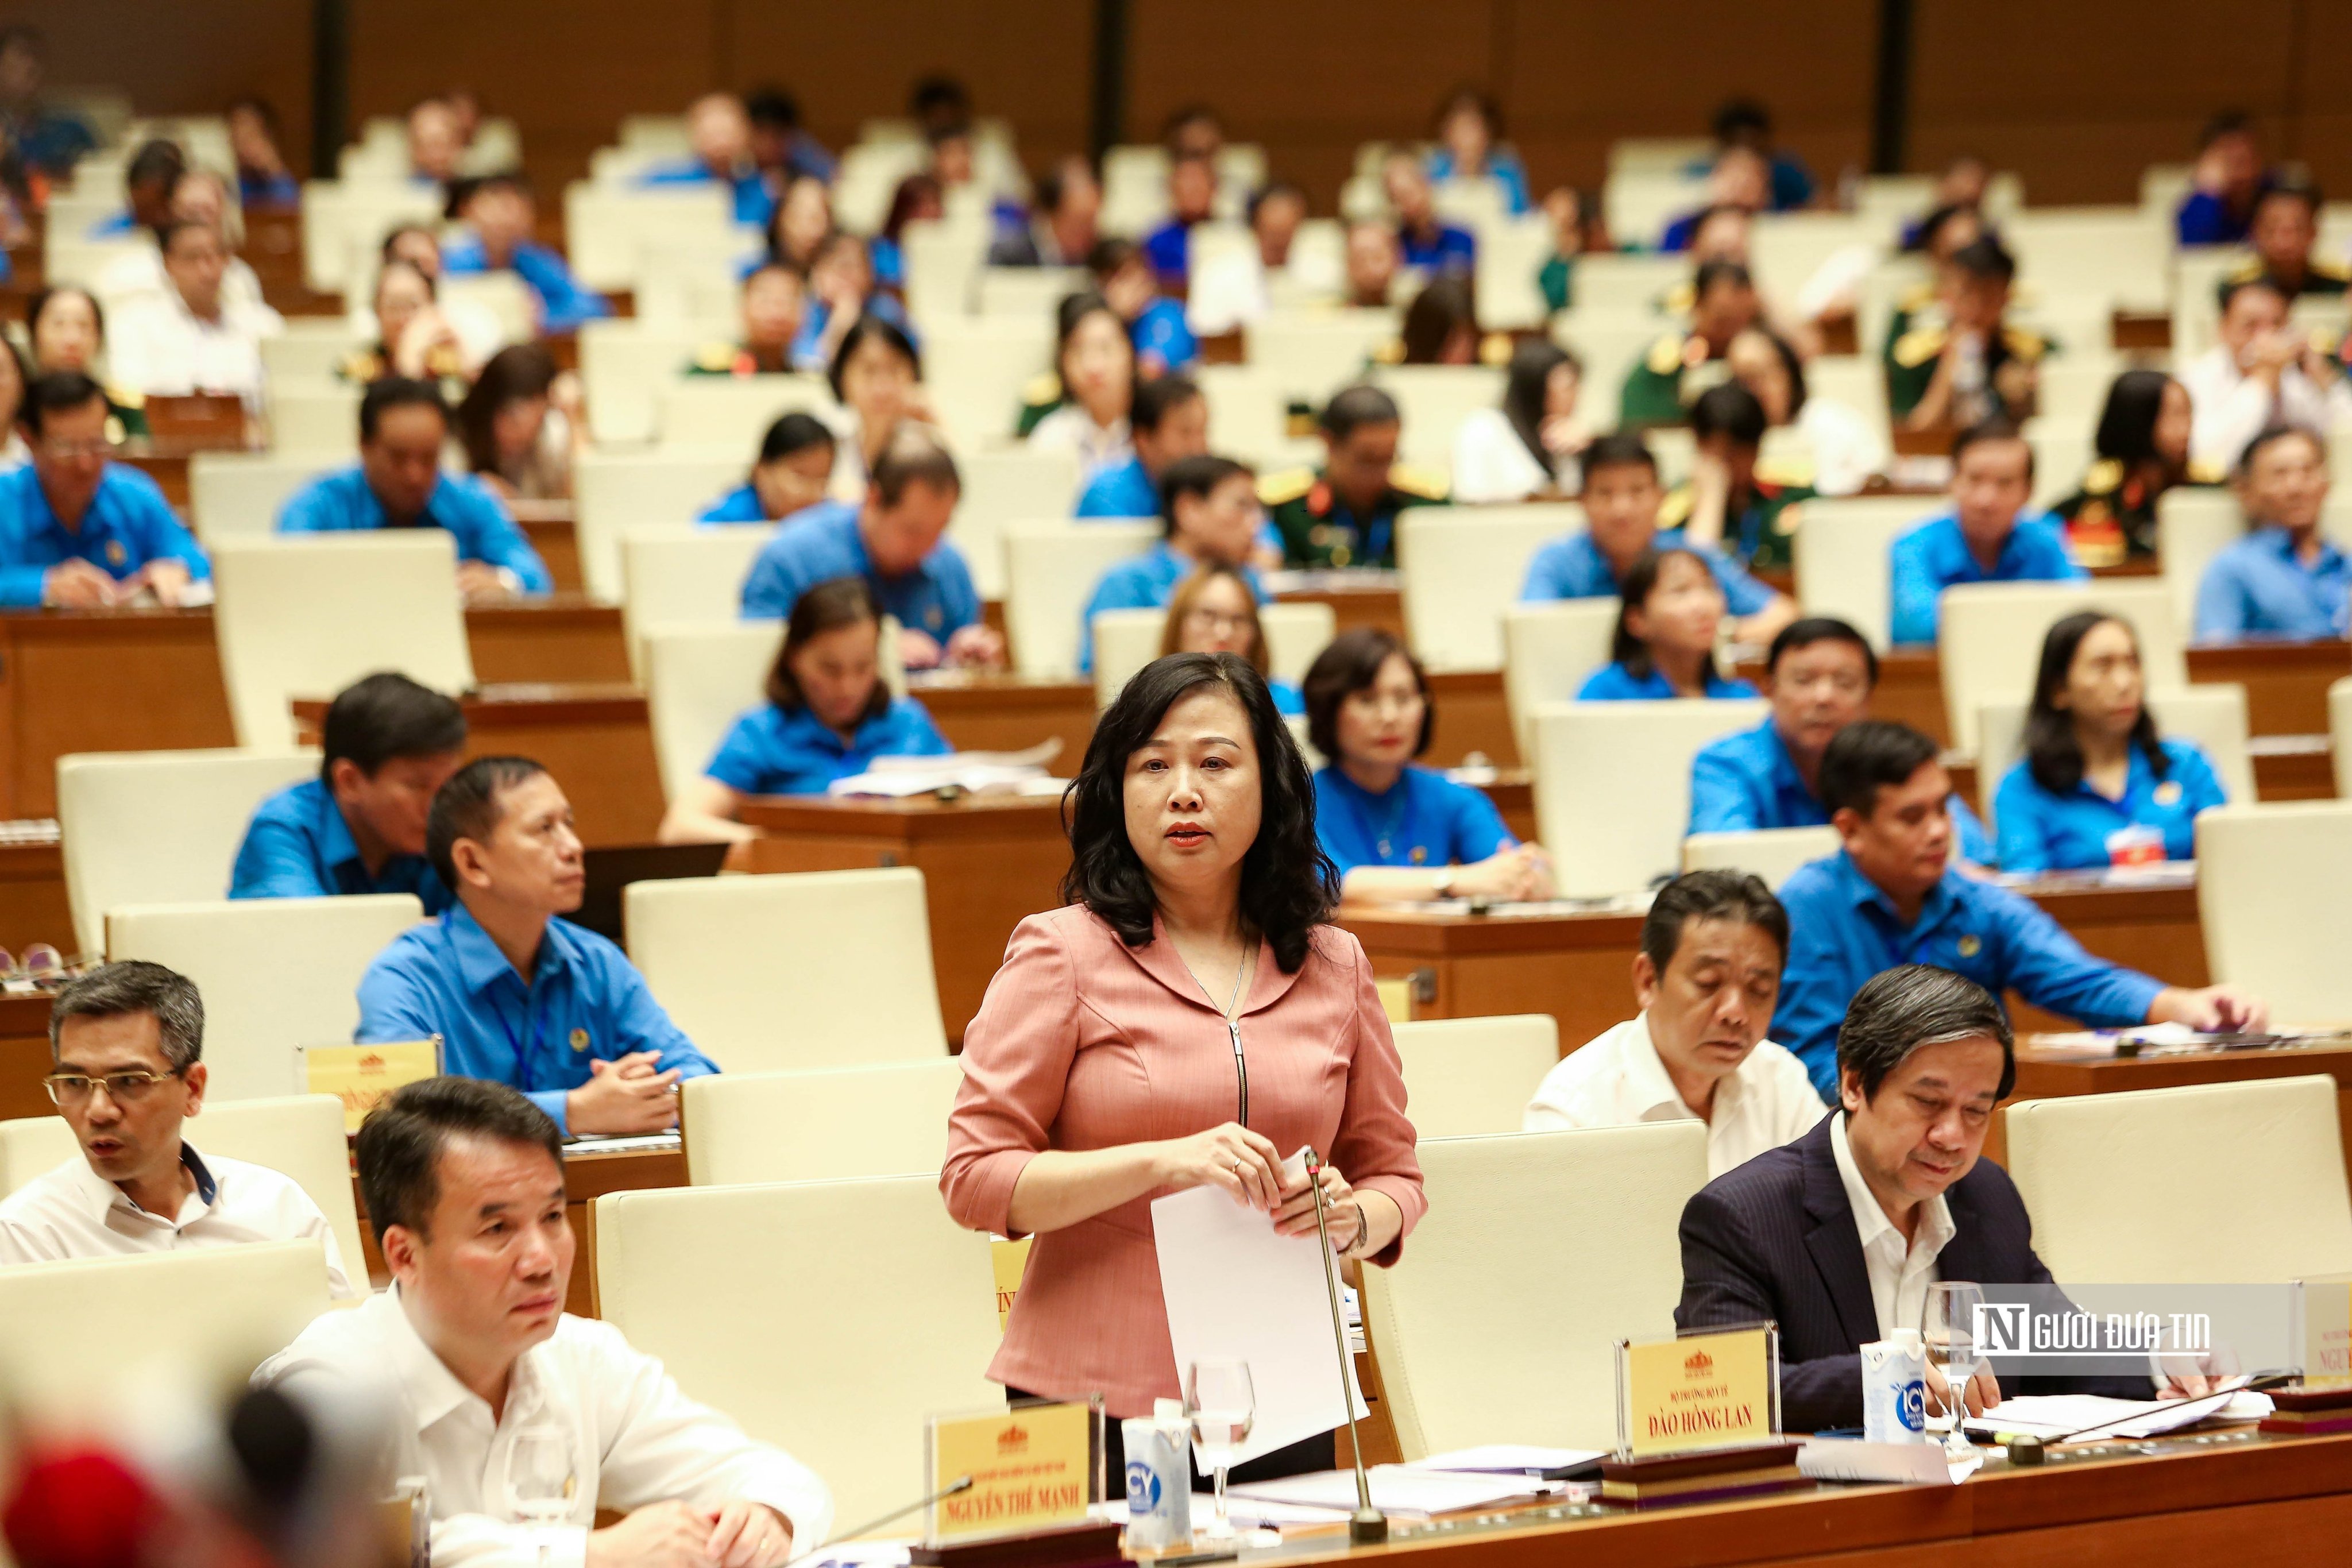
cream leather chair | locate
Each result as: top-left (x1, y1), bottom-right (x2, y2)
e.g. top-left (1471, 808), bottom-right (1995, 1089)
top-left (681, 1060), bottom-right (964, 1186)
top-left (2332, 677), bottom-right (2352, 798)
top-left (953, 447), bottom-right (1086, 601)
top-left (565, 184), bottom-right (734, 293)
top-left (188, 453), bottom-right (338, 544)
top-left (106, 895), bottom-right (422, 1104)
top-left (1530, 699), bottom-right (1768, 898)
top-left (1680, 827), bottom-right (1841, 890)
top-left (1263, 600), bottom-right (1339, 683)
top-left (258, 325), bottom-right (362, 386)
top-left (642, 623), bottom-right (778, 804)
top-left (976, 266), bottom-right (1088, 319)
top-left (266, 385), bottom-right (365, 454)
top-left (1360, 1123), bottom-right (1707, 1455)
top-left (1194, 364), bottom-right (1308, 470)
top-left (655, 376), bottom-right (837, 453)
top-left (578, 320), bottom-right (707, 445)
top-left (2196, 801), bottom-right (2352, 1022)
top-left (210, 534), bottom-right (474, 748)
top-left (2006, 208), bottom-right (2171, 312)
top-left (1391, 1016), bottom-right (1560, 1138)
top-left (921, 316), bottom-right (1055, 455)
top-left (0, 1240), bottom-right (333, 1409)
top-left (1397, 505), bottom-right (1581, 672)
top-left (1370, 365), bottom-right (1506, 473)
top-left (0, 1095), bottom-right (366, 1284)
top-left (1090, 601), bottom-right (1338, 709)
top-left (574, 449), bottom-right (752, 603)
top-left (2157, 489), bottom-right (2246, 629)
top-left (1004, 521), bottom-right (1157, 678)
top-left (2005, 1076), bottom-right (2352, 1283)
top-left (627, 870), bottom-right (948, 1071)
top-left (1248, 310), bottom-right (1401, 403)
top-left (594, 1176), bottom-right (1002, 1530)
top-left (619, 524), bottom-right (775, 680)
top-left (1502, 601), bottom-right (1619, 755)
top-left (1976, 684), bottom-right (2253, 822)
top-left (1792, 496), bottom-right (1939, 651)
top-left (299, 180), bottom-right (441, 292)
top-left (1562, 253), bottom-right (1689, 315)
top-left (56, 748), bottom-right (319, 957)
top-left (1937, 581), bottom-right (2184, 754)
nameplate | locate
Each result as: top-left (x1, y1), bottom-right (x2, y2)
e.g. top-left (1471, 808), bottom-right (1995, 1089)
top-left (1615, 1324), bottom-right (1778, 1458)
top-left (990, 1237), bottom-right (1033, 1334)
top-left (303, 1038), bottom-right (442, 1133)
top-left (2296, 1274), bottom-right (2352, 1388)
top-left (925, 1401), bottom-right (1096, 1546)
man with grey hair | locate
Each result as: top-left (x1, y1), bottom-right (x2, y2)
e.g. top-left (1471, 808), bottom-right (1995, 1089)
top-left (1675, 964), bottom-right (2168, 1432)
top-left (0, 960), bottom-right (353, 1295)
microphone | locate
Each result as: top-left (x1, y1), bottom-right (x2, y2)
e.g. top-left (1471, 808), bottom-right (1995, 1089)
top-left (779, 1476), bottom-right (974, 1568)
top-left (1303, 1149), bottom-right (1386, 1545)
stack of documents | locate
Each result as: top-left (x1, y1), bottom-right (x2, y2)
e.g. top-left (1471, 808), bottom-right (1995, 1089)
top-left (1963, 1385), bottom-right (2269, 1442)
top-left (827, 742), bottom-right (1064, 798)
top-left (1226, 1466), bottom-right (1551, 1521)
top-left (1403, 1446), bottom-right (1605, 1480)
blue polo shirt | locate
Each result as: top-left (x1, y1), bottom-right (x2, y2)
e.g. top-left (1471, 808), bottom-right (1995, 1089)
top-left (1772, 849), bottom-right (2166, 1094)
top-left (636, 159), bottom-right (777, 227)
top-left (698, 483), bottom-right (769, 524)
top-left (1575, 662), bottom-right (1758, 701)
top-left (739, 498), bottom-right (981, 638)
top-left (276, 466), bottom-right (553, 594)
top-left (1314, 764), bottom-right (1514, 874)
top-left (1888, 511), bottom-right (2086, 646)
top-left (1076, 457), bottom-right (1158, 519)
top-left (1519, 527), bottom-right (1775, 617)
top-left (1133, 298), bottom-right (1199, 376)
top-left (1992, 739), bottom-right (2227, 874)
top-left (227, 777), bottom-right (452, 913)
top-left (1687, 716), bottom-right (1995, 863)
top-left (2192, 527), bottom-right (2352, 643)
top-left (354, 903), bottom-right (717, 1134)
top-left (0, 463), bottom-right (211, 607)
top-left (1426, 148), bottom-right (1532, 214)
top-left (1399, 222), bottom-right (1476, 272)
top-left (704, 696), bottom-right (952, 796)
top-left (441, 234), bottom-right (611, 335)
top-left (1141, 219), bottom-right (1193, 284)
top-left (1077, 542), bottom-right (1267, 672)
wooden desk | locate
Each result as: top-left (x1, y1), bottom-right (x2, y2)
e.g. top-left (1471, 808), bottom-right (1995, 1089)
top-left (465, 596), bottom-right (631, 685)
top-left (1273, 575), bottom-right (1407, 643)
top-left (735, 793), bottom-right (1069, 1044)
top-left (907, 673), bottom-right (1098, 766)
top-left (0, 994), bottom-right (54, 1122)
top-left (0, 824), bottom-right (71, 955)
top-left (1948, 741), bottom-right (2337, 812)
top-left (1426, 671), bottom-right (1519, 768)
top-left (509, 502), bottom-right (584, 595)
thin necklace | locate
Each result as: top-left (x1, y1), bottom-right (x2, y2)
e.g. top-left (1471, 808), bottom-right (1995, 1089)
top-left (1184, 935), bottom-right (1255, 1021)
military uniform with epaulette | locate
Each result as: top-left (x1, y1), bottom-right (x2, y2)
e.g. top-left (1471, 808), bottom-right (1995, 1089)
top-left (1619, 329), bottom-right (1737, 427)
top-left (1016, 371), bottom-right (1065, 438)
top-left (1883, 300), bottom-right (2053, 424)
top-left (101, 386), bottom-right (148, 443)
top-left (2050, 457), bottom-right (2226, 567)
top-left (683, 340), bottom-right (794, 377)
top-left (1659, 451), bottom-right (1820, 574)
top-left (334, 345), bottom-right (469, 401)
top-left (1259, 464), bottom-right (1448, 569)
top-left (2223, 252), bottom-right (2352, 304)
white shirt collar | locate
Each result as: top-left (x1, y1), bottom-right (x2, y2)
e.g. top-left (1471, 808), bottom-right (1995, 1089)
top-left (1615, 1013), bottom-right (1697, 1119)
top-left (64, 1140), bottom-right (213, 1227)
top-left (1829, 1111), bottom-right (1956, 1338)
top-left (379, 1284), bottom-right (522, 1434)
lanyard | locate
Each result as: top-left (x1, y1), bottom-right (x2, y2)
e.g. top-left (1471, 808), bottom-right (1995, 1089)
top-left (1359, 778), bottom-right (1412, 863)
top-left (493, 979), bottom-right (550, 1072)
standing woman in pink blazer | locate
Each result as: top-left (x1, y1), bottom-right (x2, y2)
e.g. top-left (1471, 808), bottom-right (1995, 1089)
top-left (942, 651), bottom-right (1426, 1482)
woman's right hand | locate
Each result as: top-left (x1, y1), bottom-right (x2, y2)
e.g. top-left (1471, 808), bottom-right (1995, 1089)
top-left (1452, 844), bottom-right (1555, 903)
top-left (1156, 1123), bottom-right (1285, 1211)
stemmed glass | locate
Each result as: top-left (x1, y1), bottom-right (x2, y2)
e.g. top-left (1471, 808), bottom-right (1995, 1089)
top-left (1923, 1282), bottom-right (1987, 1458)
top-left (1185, 1359), bottom-right (1256, 1539)
top-left (506, 1426), bottom-right (577, 1564)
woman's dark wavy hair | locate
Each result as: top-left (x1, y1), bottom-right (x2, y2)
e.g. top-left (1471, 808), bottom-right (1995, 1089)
top-left (1610, 546), bottom-right (1720, 679)
top-left (1500, 337), bottom-right (1578, 473)
top-left (2092, 368), bottom-right (2179, 468)
top-left (2022, 611), bottom-right (2168, 796)
top-left (1060, 652), bottom-right (1337, 973)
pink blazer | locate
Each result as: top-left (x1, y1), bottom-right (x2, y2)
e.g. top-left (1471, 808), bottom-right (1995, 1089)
top-left (941, 904), bottom-right (1425, 1418)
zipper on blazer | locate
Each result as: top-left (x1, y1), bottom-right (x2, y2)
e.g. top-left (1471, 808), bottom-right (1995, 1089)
top-left (1228, 1018), bottom-right (1249, 1126)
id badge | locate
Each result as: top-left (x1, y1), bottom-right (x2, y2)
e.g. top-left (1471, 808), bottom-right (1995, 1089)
top-left (2105, 823), bottom-right (2165, 867)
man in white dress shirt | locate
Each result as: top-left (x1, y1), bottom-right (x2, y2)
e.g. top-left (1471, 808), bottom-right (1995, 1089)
top-left (1524, 869), bottom-right (1824, 1176)
top-left (0, 960), bottom-right (353, 1296)
top-left (107, 219), bottom-right (283, 405)
top-left (2180, 276), bottom-right (2352, 472)
top-left (257, 1077), bottom-right (831, 1568)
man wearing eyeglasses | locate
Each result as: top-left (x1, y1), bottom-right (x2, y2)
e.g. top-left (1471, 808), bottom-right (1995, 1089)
top-left (0, 960), bottom-right (353, 1295)
top-left (0, 369), bottom-right (211, 608)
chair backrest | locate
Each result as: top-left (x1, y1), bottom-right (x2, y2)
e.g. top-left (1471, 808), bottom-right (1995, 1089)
top-left (259, 325), bottom-right (363, 385)
top-left (299, 179), bottom-right (441, 292)
top-left (210, 534), bottom-right (474, 748)
top-left (920, 316), bottom-right (1056, 454)
top-left (1248, 311), bottom-right (1402, 403)
top-left (577, 320), bottom-right (706, 445)
top-left (267, 384), bottom-right (365, 454)
top-left (950, 447), bottom-right (1084, 602)
top-left (1502, 600), bottom-right (1620, 756)
top-left (2005, 1076), bottom-right (2352, 1283)
top-left (619, 524), bottom-right (776, 681)
top-left (0, 1095), bottom-right (365, 1284)
top-left (2196, 801), bottom-right (2352, 1021)
top-left (1003, 521), bottom-right (1158, 678)
top-left (1262, 600), bottom-right (1337, 683)
top-left (626, 870), bottom-right (949, 1069)
top-left (106, 895), bottom-right (422, 1103)
top-left (1531, 699), bottom-right (1768, 897)
top-left (188, 453), bottom-right (338, 545)
top-left (2005, 207), bottom-right (2171, 311)
top-left (1680, 827), bottom-right (1842, 890)
top-left (1360, 1124), bottom-right (1706, 1455)
top-left (594, 1176), bottom-right (1002, 1530)
top-left (681, 1060), bottom-right (965, 1186)
top-left (1792, 496), bottom-right (1939, 651)
top-left (2332, 677), bottom-right (2352, 798)
top-left (641, 621), bottom-right (778, 803)
top-left (574, 449), bottom-right (758, 603)
top-left (0, 1240), bottom-right (333, 1411)
top-left (1937, 580), bottom-right (2185, 754)
top-left (655, 376), bottom-right (837, 452)
top-left (1977, 683), bottom-right (2253, 821)
top-left (1397, 505), bottom-right (1581, 672)
top-left (1391, 1016), bottom-right (1560, 1138)
top-left (1370, 365), bottom-right (1507, 473)
top-left (563, 183), bottom-right (735, 292)
top-left (1090, 608), bottom-right (1167, 709)
top-left (2156, 488), bottom-right (2246, 628)
top-left (56, 748), bottom-right (319, 957)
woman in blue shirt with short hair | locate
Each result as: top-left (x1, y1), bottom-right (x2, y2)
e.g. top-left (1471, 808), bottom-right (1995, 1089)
top-left (1576, 547), bottom-right (1761, 701)
top-left (698, 411), bottom-right (839, 524)
top-left (1993, 611), bottom-right (2228, 872)
top-left (1305, 628), bottom-right (1555, 903)
top-left (656, 576), bottom-right (951, 843)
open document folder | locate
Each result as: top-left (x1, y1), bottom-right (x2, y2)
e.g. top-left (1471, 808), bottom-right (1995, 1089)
top-left (826, 740), bottom-right (1065, 797)
top-left (1963, 1382), bottom-right (2269, 1442)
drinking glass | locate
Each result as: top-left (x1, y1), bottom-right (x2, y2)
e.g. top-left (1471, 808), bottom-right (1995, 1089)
top-left (1184, 1359), bottom-right (1256, 1538)
top-left (505, 1426), bottom-right (576, 1563)
top-left (1923, 1283), bottom-right (1986, 1457)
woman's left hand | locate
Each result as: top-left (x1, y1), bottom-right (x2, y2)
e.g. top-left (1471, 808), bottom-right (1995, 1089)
top-left (1272, 1160), bottom-right (1360, 1247)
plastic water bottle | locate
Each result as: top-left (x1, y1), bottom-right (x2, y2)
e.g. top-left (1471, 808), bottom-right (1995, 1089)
top-left (1863, 1329), bottom-right (1929, 1444)
top-left (1122, 1399), bottom-right (1194, 1550)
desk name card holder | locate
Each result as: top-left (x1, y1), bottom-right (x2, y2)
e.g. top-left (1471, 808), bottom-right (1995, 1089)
top-left (912, 1399), bottom-right (1118, 1568)
top-left (1613, 1322), bottom-right (1781, 1461)
top-left (303, 1036), bottom-right (443, 1134)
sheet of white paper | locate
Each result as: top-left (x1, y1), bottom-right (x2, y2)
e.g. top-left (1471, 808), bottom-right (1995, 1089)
top-left (1797, 1440), bottom-right (1954, 1485)
top-left (1404, 1445), bottom-right (1605, 1477)
top-left (1963, 1385), bottom-right (2245, 1441)
top-left (1151, 1152), bottom-right (1366, 1469)
top-left (1225, 1466), bottom-right (1544, 1519)
top-left (866, 740), bottom-right (1061, 771)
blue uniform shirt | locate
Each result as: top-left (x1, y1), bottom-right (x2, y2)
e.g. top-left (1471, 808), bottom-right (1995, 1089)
top-left (1131, 298), bottom-right (1199, 376)
top-left (441, 233), bottom-right (612, 334)
top-left (354, 903), bottom-right (718, 1134)
top-left (228, 777), bottom-right (453, 913)
top-left (1399, 222), bottom-right (1476, 273)
top-left (1575, 662), bottom-right (1759, 701)
top-left (1888, 511), bottom-right (2086, 646)
top-left (1076, 542), bottom-right (1266, 672)
top-left (1519, 527), bottom-right (1775, 617)
top-left (276, 466), bottom-right (553, 594)
top-left (637, 159), bottom-right (777, 227)
top-left (1141, 219), bottom-right (1192, 284)
top-left (1315, 764), bottom-right (1514, 874)
top-left (1269, 678), bottom-right (1306, 717)
top-left (1773, 850), bottom-right (2166, 1094)
top-left (790, 293), bottom-right (916, 373)
top-left (1075, 457), bottom-right (1158, 519)
top-left (0, 463), bottom-right (211, 607)
top-left (1426, 148), bottom-right (1532, 214)
top-left (704, 696), bottom-right (952, 796)
top-left (1687, 716), bottom-right (1996, 862)
top-left (2192, 527), bottom-right (2352, 643)
top-left (1992, 739), bottom-right (2227, 874)
top-left (740, 498), bottom-right (981, 638)
top-left (698, 483), bottom-right (770, 524)
top-left (2176, 191), bottom-right (2252, 248)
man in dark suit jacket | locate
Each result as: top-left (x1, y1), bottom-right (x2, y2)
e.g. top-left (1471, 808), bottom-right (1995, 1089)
top-left (1677, 964), bottom-right (2163, 1432)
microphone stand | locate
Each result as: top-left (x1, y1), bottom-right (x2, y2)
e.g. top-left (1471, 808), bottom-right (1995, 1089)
top-left (780, 1476), bottom-right (974, 1568)
top-left (1304, 1149), bottom-right (1387, 1545)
